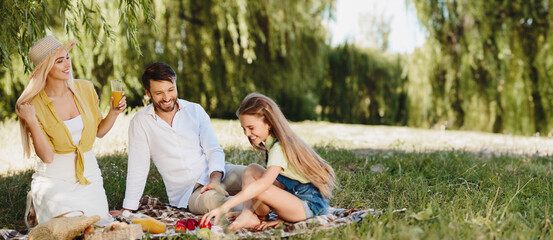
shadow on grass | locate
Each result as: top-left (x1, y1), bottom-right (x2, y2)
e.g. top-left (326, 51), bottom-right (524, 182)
top-left (0, 169), bottom-right (32, 230)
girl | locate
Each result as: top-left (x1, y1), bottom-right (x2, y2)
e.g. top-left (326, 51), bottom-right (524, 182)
top-left (16, 36), bottom-right (126, 226)
top-left (201, 93), bottom-right (335, 230)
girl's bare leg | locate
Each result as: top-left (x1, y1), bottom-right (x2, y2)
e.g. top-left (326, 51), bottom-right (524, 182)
top-left (228, 164), bottom-right (306, 230)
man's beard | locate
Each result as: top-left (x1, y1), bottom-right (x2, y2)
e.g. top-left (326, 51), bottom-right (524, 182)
top-left (153, 98), bottom-right (177, 112)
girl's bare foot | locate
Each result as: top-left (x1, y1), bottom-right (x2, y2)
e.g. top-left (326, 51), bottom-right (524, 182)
top-left (228, 210), bottom-right (261, 230)
top-left (226, 211), bottom-right (241, 221)
top-left (255, 218), bottom-right (285, 230)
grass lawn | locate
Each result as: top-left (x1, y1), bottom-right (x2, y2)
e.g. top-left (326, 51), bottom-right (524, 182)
top-left (0, 114), bottom-right (552, 239)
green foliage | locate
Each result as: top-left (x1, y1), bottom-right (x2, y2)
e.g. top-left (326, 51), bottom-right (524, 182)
top-left (0, 0), bottom-right (154, 70)
top-left (135, 0), bottom-right (334, 120)
top-left (0, 0), bottom-right (154, 120)
top-left (1, 0), bottom-right (407, 127)
top-left (322, 44), bottom-right (407, 124)
top-left (5, 0), bottom-right (553, 135)
top-left (408, 0), bottom-right (553, 135)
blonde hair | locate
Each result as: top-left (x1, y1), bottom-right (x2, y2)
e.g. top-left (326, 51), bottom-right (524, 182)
top-left (16, 48), bottom-right (84, 158)
top-left (237, 93), bottom-right (336, 198)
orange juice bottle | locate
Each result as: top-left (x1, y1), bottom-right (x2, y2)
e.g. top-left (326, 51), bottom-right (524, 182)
top-left (132, 217), bottom-right (166, 234)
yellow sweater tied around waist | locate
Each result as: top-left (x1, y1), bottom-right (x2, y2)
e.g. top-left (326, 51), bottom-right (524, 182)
top-left (31, 80), bottom-right (102, 185)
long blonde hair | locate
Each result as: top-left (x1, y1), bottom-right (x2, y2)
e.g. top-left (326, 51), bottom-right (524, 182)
top-left (16, 48), bottom-right (83, 158)
top-left (237, 93), bottom-right (336, 198)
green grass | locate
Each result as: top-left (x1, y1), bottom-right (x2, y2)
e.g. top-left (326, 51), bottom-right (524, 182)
top-left (1, 147), bottom-right (552, 239)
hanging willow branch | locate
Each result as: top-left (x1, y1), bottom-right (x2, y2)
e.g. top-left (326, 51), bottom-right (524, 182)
top-left (0, 0), bottom-right (156, 72)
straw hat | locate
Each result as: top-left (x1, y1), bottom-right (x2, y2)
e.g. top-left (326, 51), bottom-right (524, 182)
top-left (29, 35), bottom-right (77, 68)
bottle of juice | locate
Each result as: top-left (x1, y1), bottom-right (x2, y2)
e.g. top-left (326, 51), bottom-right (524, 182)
top-left (132, 218), bottom-right (167, 234)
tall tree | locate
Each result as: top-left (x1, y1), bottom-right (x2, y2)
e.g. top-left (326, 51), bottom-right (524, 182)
top-left (409, 0), bottom-right (552, 135)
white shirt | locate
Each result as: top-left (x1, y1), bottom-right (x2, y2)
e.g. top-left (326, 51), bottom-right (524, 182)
top-left (123, 99), bottom-right (226, 210)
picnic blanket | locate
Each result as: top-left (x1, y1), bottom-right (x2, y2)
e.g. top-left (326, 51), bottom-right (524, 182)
top-left (119, 196), bottom-right (405, 239)
top-left (1, 195), bottom-right (406, 239)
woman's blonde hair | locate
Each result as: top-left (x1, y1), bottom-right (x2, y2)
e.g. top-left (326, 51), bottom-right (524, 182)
top-left (237, 92), bottom-right (336, 198)
top-left (16, 48), bottom-right (83, 158)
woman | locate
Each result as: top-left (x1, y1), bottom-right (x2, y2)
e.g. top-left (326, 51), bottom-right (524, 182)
top-left (16, 36), bottom-right (126, 226)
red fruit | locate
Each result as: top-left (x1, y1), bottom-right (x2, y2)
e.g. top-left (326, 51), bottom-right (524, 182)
top-left (186, 218), bottom-right (198, 231)
top-left (200, 220), bottom-right (212, 229)
top-left (175, 220), bottom-right (187, 233)
top-left (175, 224), bottom-right (187, 233)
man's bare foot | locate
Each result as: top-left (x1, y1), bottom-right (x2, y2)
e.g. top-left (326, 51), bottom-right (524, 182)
top-left (228, 210), bottom-right (261, 230)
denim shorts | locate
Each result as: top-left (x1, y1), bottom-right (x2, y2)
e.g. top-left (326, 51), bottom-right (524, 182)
top-left (276, 174), bottom-right (329, 218)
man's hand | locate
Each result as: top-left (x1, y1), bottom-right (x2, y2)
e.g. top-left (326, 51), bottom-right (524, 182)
top-left (109, 208), bottom-right (133, 217)
top-left (200, 182), bottom-right (229, 197)
top-left (200, 171), bottom-right (229, 196)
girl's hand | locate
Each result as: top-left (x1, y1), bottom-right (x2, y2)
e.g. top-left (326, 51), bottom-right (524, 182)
top-left (110, 93), bottom-right (127, 114)
top-left (200, 207), bottom-right (227, 227)
top-left (16, 103), bottom-right (38, 125)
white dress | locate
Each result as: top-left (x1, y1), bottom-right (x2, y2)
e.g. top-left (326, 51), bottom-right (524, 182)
top-left (30, 115), bottom-right (113, 226)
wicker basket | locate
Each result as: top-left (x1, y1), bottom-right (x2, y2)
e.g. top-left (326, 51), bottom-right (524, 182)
top-left (28, 211), bottom-right (100, 240)
top-left (85, 224), bottom-right (144, 240)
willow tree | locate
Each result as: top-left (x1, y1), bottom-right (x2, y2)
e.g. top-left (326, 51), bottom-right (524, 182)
top-left (0, 0), bottom-right (154, 120)
top-left (321, 44), bottom-right (406, 125)
top-left (409, 0), bottom-right (552, 135)
top-left (0, 0), bottom-right (335, 121)
top-left (139, 0), bottom-right (334, 120)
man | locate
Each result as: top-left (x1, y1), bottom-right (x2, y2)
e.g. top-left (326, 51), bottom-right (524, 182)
top-left (120, 62), bottom-right (245, 215)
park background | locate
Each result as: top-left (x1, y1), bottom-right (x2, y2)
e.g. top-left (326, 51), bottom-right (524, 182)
top-left (1, 0), bottom-right (553, 239)
top-left (2, 0), bottom-right (553, 136)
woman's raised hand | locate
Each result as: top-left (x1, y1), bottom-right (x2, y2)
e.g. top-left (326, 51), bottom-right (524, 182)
top-left (16, 103), bottom-right (38, 125)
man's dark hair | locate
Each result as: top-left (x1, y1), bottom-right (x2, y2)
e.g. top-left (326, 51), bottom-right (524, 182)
top-left (141, 62), bottom-right (177, 92)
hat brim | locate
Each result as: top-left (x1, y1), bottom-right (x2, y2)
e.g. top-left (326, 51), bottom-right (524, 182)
top-left (30, 39), bottom-right (77, 78)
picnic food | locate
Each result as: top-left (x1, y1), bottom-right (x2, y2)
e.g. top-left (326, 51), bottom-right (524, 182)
top-left (84, 223), bottom-right (144, 240)
top-left (197, 228), bottom-right (212, 238)
top-left (186, 218), bottom-right (198, 231)
top-left (84, 226), bottom-right (95, 234)
top-left (175, 220), bottom-right (187, 233)
top-left (200, 220), bottom-right (212, 229)
top-left (103, 221), bottom-right (129, 232)
top-left (132, 217), bottom-right (167, 234)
